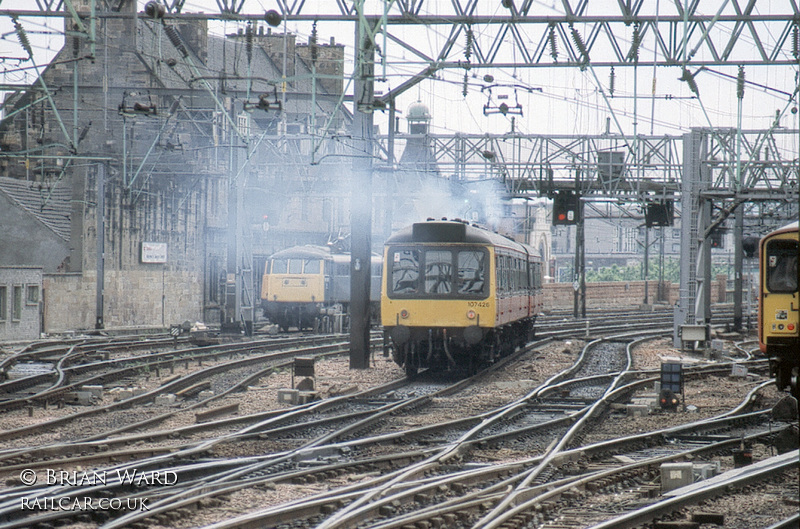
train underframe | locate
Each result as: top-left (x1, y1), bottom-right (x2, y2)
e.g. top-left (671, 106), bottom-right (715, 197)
top-left (385, 318), bottom-right (535, 377)
top-left (263, 301), bottom-right (380, 333)
top-left (263, 302), bottom-right (322, 332)
top-left (768, 343), bottom-right (800, 401)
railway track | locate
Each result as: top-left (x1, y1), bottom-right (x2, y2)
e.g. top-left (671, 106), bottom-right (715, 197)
top-left (0, 309), bottom-right (792, 529)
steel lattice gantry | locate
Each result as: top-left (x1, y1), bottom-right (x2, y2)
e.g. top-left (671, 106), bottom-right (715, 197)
top-left (371, 125), bottom-right (798, 339)
top-left (1, 0), bottom-right (798, 354)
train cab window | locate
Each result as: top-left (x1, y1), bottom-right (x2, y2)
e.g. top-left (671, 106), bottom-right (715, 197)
top-left (425, 251), bottom-right (453, 294)
top-left (457, 250), bottom-right (486, 295)
top-left (766, 240), bottom-right (798, 293)
top-left (288, 259), bottom-right (303, 274)
top-left (335, 263), bottom-right (349, 276)
top-left (271, 259), bottom-right (288, 274)
top-left (391, 249), bottom-right (420, 294)
top-left (303, 259), bottom-right (321, 274)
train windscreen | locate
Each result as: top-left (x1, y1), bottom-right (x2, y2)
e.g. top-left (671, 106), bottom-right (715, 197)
top-left (388, 247), bottom-right (487, 298)
top-left (766, 239), bottom-right (798, 293)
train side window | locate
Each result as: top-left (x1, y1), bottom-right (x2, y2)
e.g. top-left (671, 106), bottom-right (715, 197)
top-left (499, 255), bottom-right (507, 292)
top-left (304, 259), bottom-right (321, 274)
top-left (457, 250), bottom-right (486, 295)
top-left (288, 259), bottom-right (303, 274)
top-left (0, 286), bottom-right (6, 321)
top-left (424, 250), bottom-right (453, 294)
top-left (766, 240), bottom-right (798, 293)
top-left (391, 249), bottom-right (419, 295)
top-left (495, 255), bottom-right (503, 292)
top-left (513, 258), bottom-right (520, 290)
top-left (335, 263), bottom-right (349, 276)
top-left (271, 259), bottom-right (288, 274)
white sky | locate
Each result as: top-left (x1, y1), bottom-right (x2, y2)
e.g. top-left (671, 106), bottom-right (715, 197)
top-left (1, 0), bottom-right (798, 141)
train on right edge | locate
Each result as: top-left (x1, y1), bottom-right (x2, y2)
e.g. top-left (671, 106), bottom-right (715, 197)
top-left (759, 220), bottom-right (799, 400)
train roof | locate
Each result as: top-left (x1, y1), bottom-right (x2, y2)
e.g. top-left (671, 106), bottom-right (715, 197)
top-left (269, 245), bottom-right (334, 259)
top-left (269, 245), bottom-right (382, 262)
top-left (386, 220), bottom-right (536, 256)
top-left (762, 221), bottom-right (798, 239)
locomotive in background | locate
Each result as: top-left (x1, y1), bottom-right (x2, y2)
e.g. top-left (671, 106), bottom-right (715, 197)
top-left (381, 219), bottom-right (543, 376)
top-left (260, 245), bottom-right (381, 332)
top-left (759, 221), bottom-right (799, 400)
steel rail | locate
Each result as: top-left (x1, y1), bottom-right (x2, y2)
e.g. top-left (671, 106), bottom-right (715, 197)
top-left (585, 449), bottom-right (799, 529)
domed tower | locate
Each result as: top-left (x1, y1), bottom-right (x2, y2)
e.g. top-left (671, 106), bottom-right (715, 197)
top-left (399, 101), bottom-right (437, 174)
top-left (406, 101), bottom-right (431, 135)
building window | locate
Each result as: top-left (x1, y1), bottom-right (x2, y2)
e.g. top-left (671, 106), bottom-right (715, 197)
top-left (12, 285), bottom-right (22, 321)
top-left (237, 112), bottom-right (250, 137)
top-left (0, 286), bottom-right (6, 321)
top-left (26, 285), bottom-right (40, 305)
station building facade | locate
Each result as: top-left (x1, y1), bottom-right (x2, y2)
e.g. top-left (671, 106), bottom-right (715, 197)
top-left (0, 0), bottom-right (351, 333)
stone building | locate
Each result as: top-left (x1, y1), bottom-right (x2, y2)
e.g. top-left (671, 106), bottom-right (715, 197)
top-left (0, 0), bottom-right (350, 332)
top-left (0, 267), bottom-right (43, 341)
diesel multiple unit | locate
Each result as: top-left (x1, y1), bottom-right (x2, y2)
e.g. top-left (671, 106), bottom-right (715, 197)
top-left (759, 221), bottom-right (799, 399)
top-left (381, 219), bottom-right (543, 376)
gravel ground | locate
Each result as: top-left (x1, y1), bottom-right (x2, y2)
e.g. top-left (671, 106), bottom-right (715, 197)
top-left (5, 334), bottom-right (797, 529)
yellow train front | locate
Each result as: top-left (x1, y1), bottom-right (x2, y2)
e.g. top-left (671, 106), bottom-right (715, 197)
top-left (758, 221), bottom-right (799, 399)
top-left (261, 245), bottom-right (381, 332)
top-left (381, 219), bottom-right (543, 376)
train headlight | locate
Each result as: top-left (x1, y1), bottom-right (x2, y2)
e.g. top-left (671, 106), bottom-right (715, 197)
top-left (466, 310), bottom-right (476, 320)
top-left (400, 309), bottom-right (409, 319)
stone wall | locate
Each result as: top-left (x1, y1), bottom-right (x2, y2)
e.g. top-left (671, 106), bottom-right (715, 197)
top-left (43, 269), bottom-right (203, 333)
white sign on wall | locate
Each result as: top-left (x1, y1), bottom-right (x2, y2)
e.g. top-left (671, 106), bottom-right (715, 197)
top-left (141, 242), bottom-right (168, 264)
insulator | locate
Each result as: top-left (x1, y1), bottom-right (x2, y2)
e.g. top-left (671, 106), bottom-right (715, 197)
top-left (548, 24), bottom-right (558, 62)
top-left (464, 27), bottom-right (473, 63)
top-left (793, 24), bottom-right (799, 60)
top-left (13, 19), bottom-right (33, 60)
top-left (246, 23), bottom-right (253, 64)
top-left (681, 68), bottom-right (699, 96)
top-left (629, 23), bottom-right (640, 62)
top-left (687, 76), bottom-right (699, 96)
top-left (164, 25), bottom-right (188, 58)
top-left (462, 71), bottom-right (468, 97)
top-left (736, 65), bottom-right (745, 100)
top-left (569, 24), bottom-right (588, 63)
top-left (72, 36), bottom-right (81, 57)
top-left (609, 67), bottom-right (615, 97)
top-left (310, 21), bottom-right (318, 63)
